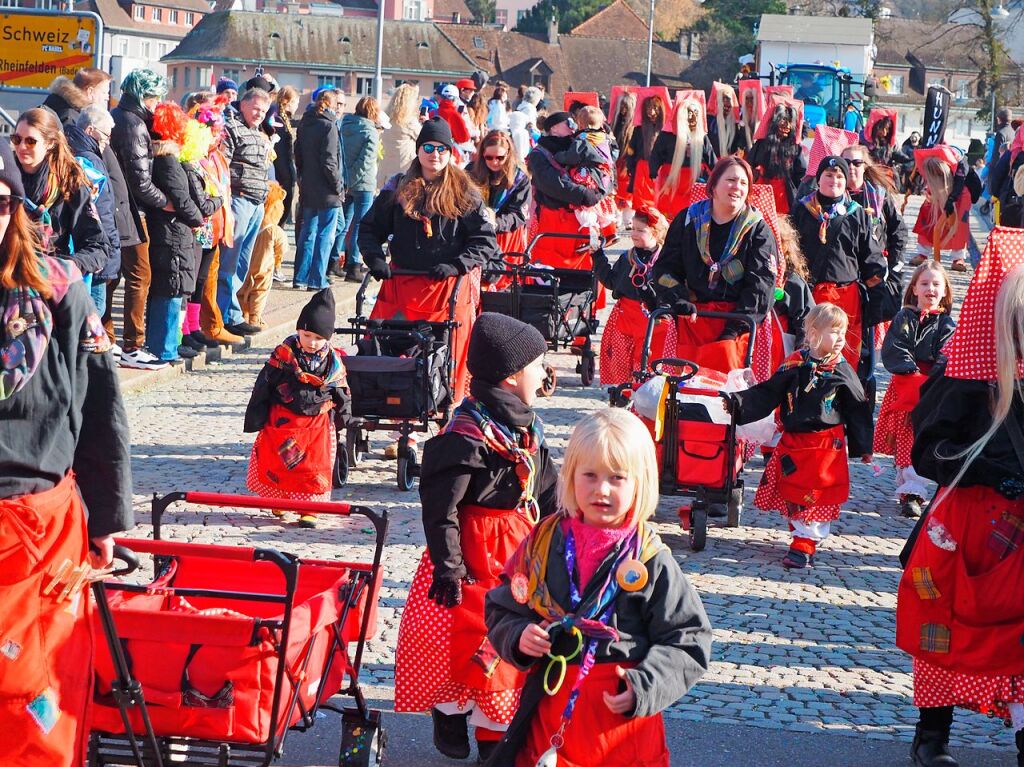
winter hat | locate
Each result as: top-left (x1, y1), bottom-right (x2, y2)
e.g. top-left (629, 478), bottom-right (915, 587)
top-left (456, 78), bottom-right (477, 92)
top-left (121, 68), bottom-right (167, 101)
top-left (0, 139), bottom-right (25, 199)
top-left (216, 77), bottom-right (238, 94)
top-left (542, 111), bottom-right (573, 133)
top-left (467, 313), bottom-right (548, 384)
top-left (245, 75), bottom-right (274, 94)
top-left (296, 288), bottom-right (336, 340)
top-left (439, 84), bottom-right (459, 102)
top-left (815, 155), bottom-right (850, 184)
top-left (416, 117), bottom-right (454, 149)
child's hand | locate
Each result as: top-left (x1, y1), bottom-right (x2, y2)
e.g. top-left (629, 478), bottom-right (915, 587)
top-left (518, 623), bottom-right (552, 658)
top-left (860, 453), bottom-right (873, 464)
top-left (603, 666), bottom-right (636, 715)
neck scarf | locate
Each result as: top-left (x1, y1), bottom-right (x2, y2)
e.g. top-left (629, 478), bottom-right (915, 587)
top-left (267, 335), bottom-right (346, 388)
top-left (800, 192), bottom-right (861, 244)
top-left (687, 198), bottom-right (762, 288)
top-left (856, 181), bottom-right (886, 228)
top-left (21, 162), bottom-right (61, 250)
top-left (783, 348), bottom-right (841, 392)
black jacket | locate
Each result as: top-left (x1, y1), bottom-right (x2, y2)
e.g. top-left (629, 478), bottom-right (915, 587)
top-left (593, 245), bottom-right (659, 305)
top-left (708, 116), bottom-right (746, 157)
top-left (484, 520), bottom-right (711, 763)
top-left (295, 108), bottom-right (343, 209)
top-left (147, 145), bottom-right (204, 297)
top-left (358, 181), bottom-right (498, 275)
top-left (733, 353), bottom-right (873, 456)
top-left (222, 108), bottom-right (271, 204)
top-left (273, 116), bottom-right (296, 188)
top-left (790, 195), bottom-right (887, 288)
top-left (654, 207), bottom-right (776, 328)
top-left (526, 135), bottom-right (603, 211)
top-left (64, 124), bottom-right (120, 279)
top-left (418, 382), bottom-right (559, 582)
top-left (648, 132), bottom-right (717, 181)
top-left (110, 92), bottom-right (167, 218)
top-left (20, 160), bottom-right (108, 275)
top-left (101, 141), bottom-right (142, 250)
top-left (881, 308), bottom-right (956, 375)
top-left (774, 272), bottom-right (815, 349)
top-left (851, 186), bottom-right (907, 325)
top-left (912, 367), bottom-right (1024, 494)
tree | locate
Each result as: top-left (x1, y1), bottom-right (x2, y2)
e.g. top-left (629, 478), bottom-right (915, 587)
top-left (623, 0), bottom-right (705, 40)
top-left (516, 0), bottom-right (607, 33)
top-left (682, 0), bottom-right (786, 85)
top-left (465, 0), bottom-right (497, 23)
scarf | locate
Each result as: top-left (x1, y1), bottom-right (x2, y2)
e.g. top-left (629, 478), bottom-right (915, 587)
top-left (21, 162), bottom-right (61, 250)
top-left (267, 334), bottom-right (346, 390)
top-left (800, 192), bottom-right (861, 244)
top-left (488, 168), bottom-right (526, 211)
top-left (444, 394), bottom-right (542, 522)
top-left (687, 198), bottom-right (762, 288)
top-left (782, 348), bottom-right (841, 392)
top-left (856, 181), bottom-right (886, 228)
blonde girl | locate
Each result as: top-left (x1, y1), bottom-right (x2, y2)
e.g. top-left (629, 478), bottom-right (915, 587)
top-left (912, 154), bottom-right (972, 272)
top-left (486, 408), bottom-right (712, 766)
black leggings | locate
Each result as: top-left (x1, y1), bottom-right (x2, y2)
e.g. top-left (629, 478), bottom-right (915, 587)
top-left (191, 247), bottom-right (216, 303)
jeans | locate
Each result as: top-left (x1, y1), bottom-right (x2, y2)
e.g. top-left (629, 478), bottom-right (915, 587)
top-left (217, 196), bottom-right (264, 327)
top-left (295, 206), bottom-right (340, 289)
top-left (82, 273), bottom-right (107, 315)
top-left (146, 294), bottom-right (184, 361)
top-left (341, 191), bottom-right (374, 267)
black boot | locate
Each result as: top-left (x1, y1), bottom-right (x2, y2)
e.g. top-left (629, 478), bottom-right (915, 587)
top-left (431, 709), bottom-right (470, 759)
top-left (911, 722), bottom-right (959, 766)
top-left (476, 738), bottom-right (499, 764)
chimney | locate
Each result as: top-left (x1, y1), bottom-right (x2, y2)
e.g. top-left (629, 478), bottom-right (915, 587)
top-left (547, 17), bottom-right (558, 45)
top-left (452, 11), bottom-right (460, 22)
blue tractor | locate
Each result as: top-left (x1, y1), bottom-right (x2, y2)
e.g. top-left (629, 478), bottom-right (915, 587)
top-left (769, 63), bottom-right (875, 134)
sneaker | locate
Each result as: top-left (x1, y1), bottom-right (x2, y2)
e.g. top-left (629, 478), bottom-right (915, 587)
top-left (901, 495), bottom-right (923, 518)
top-left (950, 259), bottom-right (968, 273)
top-left (190, 330), bottom-right (220, 350)
top-left (297, 514), bottom-right (318, 529)
top-left (119, 347), bottom-right (170, 370)
top-left (225, 322), bottom-right (261, 336)
top-left (272, 270), bottom-right (287, 283)
top-left (177, 344), bottom-right (200, 359)
top-left (909, 254), bottom-right (927, 266)
top-left (181, 334), bottom-right (205, 352)
top-left (782, 548), bottom-right (811, 569)
top-left (111, 343), bottom-right (122, 360)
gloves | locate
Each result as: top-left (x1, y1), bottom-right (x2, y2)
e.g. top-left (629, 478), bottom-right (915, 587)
top-left (368, 260), bottom-right (391, 281)
top-left (943, 195), bottom-right (957, 217)
top-left (671, 298), bottom-right (697, 317)
top-left (428, 262), bottom-right (460, 279)
top-left (427, 572), bottom-right (475, 608)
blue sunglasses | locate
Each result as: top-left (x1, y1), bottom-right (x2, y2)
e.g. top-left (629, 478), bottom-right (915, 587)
top-left (421, 143), bottom-right (450, 154)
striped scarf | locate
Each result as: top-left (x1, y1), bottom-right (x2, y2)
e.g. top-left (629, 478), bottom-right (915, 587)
top-left (267, 335), bottom-right (346, 388)
top-left (687, 198), bottom-right (762, 288)
top-left (800, 193), bottom-right (861, 244)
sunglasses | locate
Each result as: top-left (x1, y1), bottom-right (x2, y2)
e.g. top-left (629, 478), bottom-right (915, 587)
top-left (0, 195), bottom-right (23, 215)
top-left (11, 134), bottom-right (39, 147)
top-left (845, 159), bottom-right (866, 167)
top-left (484, 154), bottom-right (507, 162)
top-left (421, 143), bottom-right (450, 154)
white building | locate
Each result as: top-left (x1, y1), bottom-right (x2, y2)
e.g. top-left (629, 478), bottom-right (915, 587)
top-left (756, 14), bottom-right (874, 83)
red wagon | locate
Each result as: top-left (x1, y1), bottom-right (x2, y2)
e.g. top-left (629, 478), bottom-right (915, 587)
top-left (88, 492), bottom-right (388, 767)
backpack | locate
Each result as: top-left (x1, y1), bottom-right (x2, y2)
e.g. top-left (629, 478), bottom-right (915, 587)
top-left (1000, 153), bottom-right (1024, 228)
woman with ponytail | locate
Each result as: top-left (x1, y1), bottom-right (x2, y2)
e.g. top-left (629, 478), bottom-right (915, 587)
top-left (912, 149), bottom-right (972, 272)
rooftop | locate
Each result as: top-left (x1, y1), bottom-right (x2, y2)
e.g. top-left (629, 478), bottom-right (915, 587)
top-left (756, 14), bottom-right (872, 46)
top-left (569, 0), bottom-right (649, 40)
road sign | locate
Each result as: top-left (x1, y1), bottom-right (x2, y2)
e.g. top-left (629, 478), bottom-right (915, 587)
top-left (0, 9), bottom-right (103, 93)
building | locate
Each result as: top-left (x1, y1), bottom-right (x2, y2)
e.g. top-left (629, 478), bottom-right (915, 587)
top-left (756, 14), bottom-right (874, 83)
top-left (210, 0), bottom-right (421, 19)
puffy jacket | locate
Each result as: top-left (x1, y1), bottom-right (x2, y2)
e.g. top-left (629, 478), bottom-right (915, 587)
top-left (110, 92), bottom-right (167, 218)
top-left (222, 107), bottom-right (271, 204)
top-left (526, 135), bottom-right (603, 211)
top-left (64, 123), bottom-right (120, 279)
top-left (101, 141), bottom-right (143, 249)
top-left (340, 113), bottom-right (379, 194)
top-left (40, 77), bottom-right (88, 126)
top-left (295, 108), bottom-right (343, 209)
top-left (147, 143), bottom-right (204, 297)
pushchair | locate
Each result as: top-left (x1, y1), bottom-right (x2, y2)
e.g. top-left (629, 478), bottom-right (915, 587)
top-left (334, 270), bottom-right (466, 491)
top-left (88, 492), bottom-right (389, 767)
top-left (610, 308), bottom-right (756, 552)
top-left (481, 232), bottom-right (602, 393)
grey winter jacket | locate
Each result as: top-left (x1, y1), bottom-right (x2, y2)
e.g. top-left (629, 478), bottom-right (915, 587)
top-left (222, 108), bottom-right (270, 204)
top-left (341, 113), bottom-right (379, 193)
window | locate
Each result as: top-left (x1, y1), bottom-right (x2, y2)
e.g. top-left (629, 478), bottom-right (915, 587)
top-left (151, 6), bottom-right (161, 20)
top-left (956, 79), bottom-right (971, 99)
top-left (316, 73), bottom-right (344, 88)
top-left (516, 8), bottom-right (529, 24)
top-left (222, 68), bottom-right (240, 83)
top-left (184, 66), bottom-right (191, 88)
top-left (133, 4), bottom-right (144, 19)
top-left (199, 67), bottom-right (212, 86)
top-left (141, 40), bottom-right (151, 59)
top-left (171, 68), bottom-right (178, 89)
top-left (157, 42), bottom-right (168, 58)
top-left (403, 0), bottom-right (422, 19)
top-left (117, 37), bottom-right (129, 57)
top-left (169, 9), bottom-right (178, 22)
top-left (472, 36), bottom-right (484, 48)
top-left (356, 76), bottom-right (373, 95)
top-left (495, 9), bottom-right (507, 26)
top-left (888, 74), bottom-right (903, 95)
top-left (185, 11), bottom-right (194, 24)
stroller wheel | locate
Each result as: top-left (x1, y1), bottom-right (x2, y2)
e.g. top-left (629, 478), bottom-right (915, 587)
top-left (689, 506), bottom-right (708, 552)
top-left (347, 428), bottom-right (365, 466)
top-left (578, 352), bottom-right (595, 387)
top-left (727, 484), bottom-right (744, 528)
top-left (540, 364), bottom-right (558, 397)
top-left (333, 443), bottom-right (350, 488)
top-left (396, 438), bottom-right (418, 491)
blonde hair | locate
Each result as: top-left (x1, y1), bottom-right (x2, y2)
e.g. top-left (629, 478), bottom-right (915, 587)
top-left (388, 82), bottom-right (420, 128)
top-left (804, 302), bottom-right (848, 349)
top-left (559, 409), bottom-right (659, 524)
top-left (575, 105), bottom-right (604, 130)
top-left (664, 98), bottom-right (705, 196)
top-left (714, 83), bottom-right (737, 158)
top-left (904, 261), bottom-right (953, 313)
top-left (923, 157), bottom-right (954, 246)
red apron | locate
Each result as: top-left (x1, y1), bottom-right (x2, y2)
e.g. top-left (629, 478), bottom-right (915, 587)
top-left (371, 272), bottom-right (476, 401)
top-left (497, 228), bottom-right (529, 257)
top-left (765, 175), bottom-right (790, 215)
top-left (913, 189), bottom-right (971, 251)
top-left (598, 297), bottom-right (675, 387)
top-left (874, 373), bottom-right (926, 465)
top-left (615, 163), bottom-right (633, 210)
top-left (897, 486), bottom-right (1024, 678)
top-left (250, 404), bottom-right (334, 496)
top-left (811, 282), bottom-right (863, 368)
top-left (515, 663), bottom-right (669, 767)
top-left (0, 474), bottom-right (92, 767)
top-left (654, 165), bottom-right (693, 222)
top-left (674, 300), bottom-right (750, 374)
top-left (755, 426), bottom-right (849, 522)
top-left (529, 206), bottom-right (606, 310)
top-left (630, 159), bottom-right (657, 211)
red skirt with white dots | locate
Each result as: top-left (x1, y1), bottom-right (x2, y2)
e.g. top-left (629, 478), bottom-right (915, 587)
top-left (873, 373), bottom-right (926, 467)
top-left (754, 427), bottom-right (849, 523)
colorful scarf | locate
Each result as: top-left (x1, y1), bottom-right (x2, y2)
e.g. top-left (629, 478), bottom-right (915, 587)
top-left (800, 192), bottom-right (861, 244)
top-left (22, 168), bottom-right (61, 251)
top-left (686, 198), bottom-right (762, 288)
top-left (782, 348), bottom-right (841, 393)
top-left (444, 396), bottom-right (542, 523)
top-left (858, 181), bottom-right (886, 228)
top-left (267, 335), bottom-right (346, 389)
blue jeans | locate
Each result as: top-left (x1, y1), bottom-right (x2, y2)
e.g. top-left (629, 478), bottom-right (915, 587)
top-left (81, 273), bottom-right (107, 315)
top-left (146, 294), bottom-right (184, 361)
top-left (217, 196), bottom-right (264, 327)
top-left (341, 191), bottom-right (374, 267)
top-left (295, 206), bottom-right (340, 289)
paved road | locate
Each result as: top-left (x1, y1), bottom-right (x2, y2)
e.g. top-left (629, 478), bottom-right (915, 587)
top-left (115, 199), bottom-right (1019, 765)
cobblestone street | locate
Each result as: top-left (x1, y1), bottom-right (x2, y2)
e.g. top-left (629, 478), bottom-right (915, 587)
top-left (116, 200), bottom-right (1018, 765)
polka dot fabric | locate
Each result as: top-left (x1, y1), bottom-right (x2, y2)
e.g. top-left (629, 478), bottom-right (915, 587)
top-left (754, 450), bottom-right (842, 523)
top-left (913, 657), bottom-right (1024, 722)
top-left (873, 384), bottom-right (915, 467)
top-left (598, 299), bottom-right (676, 387)
top-left (944, 226), bottom-right (1024, 381)
top-left (805, 126), bottom-right (859, 180)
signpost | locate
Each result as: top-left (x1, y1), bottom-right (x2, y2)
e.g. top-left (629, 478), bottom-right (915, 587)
top-left (0, 9), bottom-right (103, 93)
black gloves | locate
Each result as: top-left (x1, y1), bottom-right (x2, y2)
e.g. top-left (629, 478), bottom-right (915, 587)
top-left (670, 298), bottom-right (697, 317)
top-left (427, 572), bottom-right (476, 608)
top-left (943, 195), bottom-right (957, 217)
top-left (367, 259), bottom-right (391, 281)
top-left (428, 262), bottom-right (460, 279)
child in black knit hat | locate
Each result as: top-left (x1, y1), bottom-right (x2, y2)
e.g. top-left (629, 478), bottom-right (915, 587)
top-left (243, 288), bottom-right (349, 527)
top-left (394, 312), bottom-right (560, 763)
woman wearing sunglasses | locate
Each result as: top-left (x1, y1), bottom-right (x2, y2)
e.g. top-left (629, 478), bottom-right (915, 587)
top-left (467, 130), bottom-right (530, 282)
top-left (12, 108), bottom-right (109, 279)
top-left (0, 137), bottom-right (133, 767)
top-left (359, 117), bottom-right (498, 402)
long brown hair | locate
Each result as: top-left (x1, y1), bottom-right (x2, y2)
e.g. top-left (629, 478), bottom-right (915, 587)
top-left (397, 158), bottom-right (480, 220)
top-left (841, 144), bottom-right (895, 194)
top-left (640, 95), bottom-right (665, 159)
top-left (903, 261), bottom-right (953, 313)
top-left (777, 214), bottom-right (809, 281)
top-left (17, 108), bottom-right (92, 202)
top-left (355, 95), bottom-right (381, 124)
top-left (468, 130), bottom-right (520, 192)
top-left (0, 201), bottom-right (50, 297)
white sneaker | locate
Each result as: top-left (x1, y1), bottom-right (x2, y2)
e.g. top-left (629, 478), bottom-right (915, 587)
top-left (272, 270), bottom-right (287, 283)
top-left (119, 347), bottom-right (170, 370)
top-left (111, 343), bottom-right (122, 360)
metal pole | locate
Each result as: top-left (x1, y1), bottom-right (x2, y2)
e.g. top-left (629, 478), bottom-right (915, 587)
top-left (645, 0), bottom-right (655, 86)
top-left (373, 0), bottom-right (385, 101)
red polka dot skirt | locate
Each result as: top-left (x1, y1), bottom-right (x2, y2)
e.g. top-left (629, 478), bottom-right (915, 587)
top-left (913, 657), bottom-right (1024, 722)
top-left (245, 433), bottom-right (336, 504)
top-left (873, 384), bottom-right (915, 467)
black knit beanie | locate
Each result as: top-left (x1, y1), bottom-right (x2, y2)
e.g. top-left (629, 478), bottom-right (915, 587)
top-left (543, 111), bottom-right (573, 133)
top-left (296, 288), bottom-right (336, 340)
top-left (244, 75), bottom-right (274, 94)
top-left (416, 117), bottom-right (454, 149)
top-left (816, 155), bottom-right (850, 184)
top-left (467, 313), bottom-right (548, 384)
top-left (0, 139), bottom-right (25, 199)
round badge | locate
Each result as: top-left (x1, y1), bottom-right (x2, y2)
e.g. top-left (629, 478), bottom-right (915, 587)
top-left (510, 572), bottom-right (530, 604)
top-left (6, 316), bottom-right (27, 338)
top-left (2, 339), bottom-right (25, 371)
top-left (616, 559), bottom-right (648, 592)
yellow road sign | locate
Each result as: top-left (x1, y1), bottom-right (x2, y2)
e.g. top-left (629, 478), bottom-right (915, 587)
top-left (0, 10), bottom-right (102, 92)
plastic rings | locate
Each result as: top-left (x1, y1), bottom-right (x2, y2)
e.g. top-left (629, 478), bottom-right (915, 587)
top-left (564, 625), bottom-right (583, 662)
top-left (543, 654), bottom-right (567, 696)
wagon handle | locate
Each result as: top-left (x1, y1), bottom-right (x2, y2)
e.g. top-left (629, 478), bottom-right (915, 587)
top-left (110, 544), bottom-right (140, 577)
top-left (523, 231), bottom-right (605, 263)
top-left (650, 358), bottom-right (700, 380)
top-left (639, 308), bottom-right (757, 370)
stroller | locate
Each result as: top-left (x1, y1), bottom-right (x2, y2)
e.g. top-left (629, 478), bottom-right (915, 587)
top-left (481, 232), bottom-right (602, 393)
top-left (89, 492), bottom-right (388, 766)
top-left (334, 271), bottom-right (466, 491)
top-left (610, 308), bottom-right (756, 552)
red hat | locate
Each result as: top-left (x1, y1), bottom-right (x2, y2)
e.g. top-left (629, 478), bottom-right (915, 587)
top-left (943, 226), bottom-right (1024, 381)
top-left (562, 91), bottom-right (599, 111)
top-left (456, 78), bottom-right (477, 91)
top-left (805, 125), bottom-right (860, 179)
top-left (914, 143), bottom-right (960, 176)
top-left (753, 94), bottom-right (804, 143)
